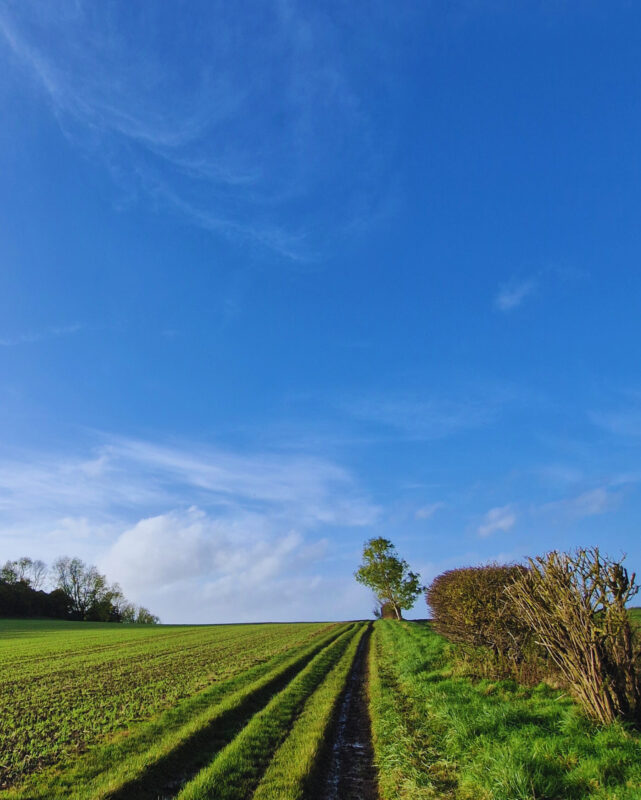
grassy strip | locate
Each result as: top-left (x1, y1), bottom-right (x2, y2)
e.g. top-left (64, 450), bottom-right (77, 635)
top-left (370, 620), bottom-right (641, 800)
top-left (5, 623), bottom-right (351, 800)
top-left (369, 621), bottom-right (451, 800)
top-left (176, 623), bottom-right (363, 800)
top-left (252, 623), bottom-right (369, 800)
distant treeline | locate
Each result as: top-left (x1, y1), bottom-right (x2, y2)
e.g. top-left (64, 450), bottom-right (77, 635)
top-left (0, 556), bottom-right (159, 623)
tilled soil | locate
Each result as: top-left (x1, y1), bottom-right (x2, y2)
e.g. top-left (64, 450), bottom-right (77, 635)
top-left (316, 624), bottom-right (378, 800)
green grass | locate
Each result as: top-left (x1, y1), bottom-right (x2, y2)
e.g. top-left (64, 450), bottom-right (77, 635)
top-left (0, 618), bottom-right (345, 796)
top-left (8, 616), bottom-right (638, 799)
top-left (628, 607), bottom-right (641, 628)
top-left (369, 620), bottom-right (641, 800)
top-left (252, 623), bottom-right (369, 800)
top-left (176, 623), bottom-right (363, 800)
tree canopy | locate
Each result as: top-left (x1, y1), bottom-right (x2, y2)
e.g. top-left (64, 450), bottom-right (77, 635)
top-left (355, 537), bottom-right (423, 620)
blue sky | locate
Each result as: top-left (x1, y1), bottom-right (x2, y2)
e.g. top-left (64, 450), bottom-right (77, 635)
top-left (1, 1), bottom-right (641, 623)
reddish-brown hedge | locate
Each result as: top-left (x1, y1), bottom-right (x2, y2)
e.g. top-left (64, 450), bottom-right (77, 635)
top-left (426, 564), bottom-right (531, 663)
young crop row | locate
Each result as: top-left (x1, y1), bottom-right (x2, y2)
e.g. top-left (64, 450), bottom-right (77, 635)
top-left (3, 621), bottom-right (364, 799)
top-left (252, 624), bottom-right (368, 800)
top-left (176, 622), bottom-right (367, 800)
top-left (369, 620), bottom-right (641, 800)
top-left (0, 619), bottom-right (331, 679)
top-left (0, 619), bottom-right (343, 792)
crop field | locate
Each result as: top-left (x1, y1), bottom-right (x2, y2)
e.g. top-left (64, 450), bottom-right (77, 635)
top-left (3, 616), bottom-right (641, 800)
top-left (0, 618), bottom-right (366, 799)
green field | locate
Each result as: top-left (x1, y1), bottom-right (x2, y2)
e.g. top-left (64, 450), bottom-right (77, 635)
top-left (3, 617), bottom-right (641, 799)
top-left (0, 618), bottom-right (364, 799)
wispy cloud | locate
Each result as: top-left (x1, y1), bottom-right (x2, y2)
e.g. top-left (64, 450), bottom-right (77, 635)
top-left (590, 409), bottom-right (641, 439)
top-left (478, 505), bottom-right (516, 537)
top-left (494, 277), bottom-right (537, 311)
top-left (494, 264), bottom-right (590, 313)
top-left (415, 502), bottom-right (445, 520)
top-left (343, 388), bottom-right (509, 441)
top-left (0, 2), bottom-right (384, 259)
top-left (539, 487), bottom-right (620, 519)
top-left (0, 435), bottom-right (379, 528)
top-left (535, 463), bottom-right (584, 488)
top-left (0, 324), bottom-right (82, 347)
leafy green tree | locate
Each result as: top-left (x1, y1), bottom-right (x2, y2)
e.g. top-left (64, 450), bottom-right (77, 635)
top-left (119, 601), bottom-right (138, 623)
top-left (135, 606), bottom-right (160, 624)
top-left (119, 603), bottom-right (159, 624)
top-left (355, 537), bottom-right (423, 620)
top-left (0, 560), bottom-right (18, 584)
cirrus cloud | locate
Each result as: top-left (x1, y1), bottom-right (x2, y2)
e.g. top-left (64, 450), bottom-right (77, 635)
top-left (478, 505), bottom-right (517, 537)
top-left (494, 278), bottom-right (537, 311)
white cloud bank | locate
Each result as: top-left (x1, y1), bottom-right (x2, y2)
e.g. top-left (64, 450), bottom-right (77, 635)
top-left (101, 507), bottom-right (337, 622)
top-left (0, 436), bottom-right (379, 622)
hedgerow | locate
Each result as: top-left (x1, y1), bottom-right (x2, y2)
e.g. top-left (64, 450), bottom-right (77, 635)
top-left (426, 548), bottom-right (641, 724)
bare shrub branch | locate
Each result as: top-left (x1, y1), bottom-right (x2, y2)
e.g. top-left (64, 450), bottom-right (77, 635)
top-left (506, 547), bottom-right (641, 724)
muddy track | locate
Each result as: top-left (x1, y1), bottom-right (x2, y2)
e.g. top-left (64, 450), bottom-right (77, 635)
top-left (315, 623), bottom-right (378, 800)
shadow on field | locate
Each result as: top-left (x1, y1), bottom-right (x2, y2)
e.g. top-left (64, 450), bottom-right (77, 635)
top-left (105, 645), bottom-right (328, 800)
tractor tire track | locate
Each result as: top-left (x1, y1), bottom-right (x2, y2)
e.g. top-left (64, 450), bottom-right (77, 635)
top-left (316, 623), bottom-right (378, 800)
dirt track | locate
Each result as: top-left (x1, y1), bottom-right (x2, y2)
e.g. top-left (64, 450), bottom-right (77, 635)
top-left (316, 624), bottom-right (378, 800)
